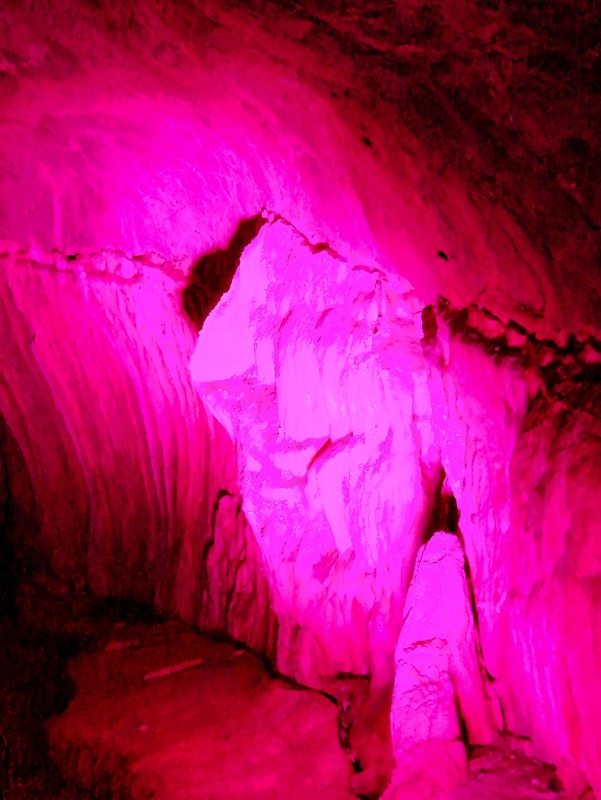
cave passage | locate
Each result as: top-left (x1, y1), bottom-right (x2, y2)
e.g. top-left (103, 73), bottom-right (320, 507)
top-left (1, 0), bottom-right (600, 798)
top-left (1, 210), bottom-right (589, 800)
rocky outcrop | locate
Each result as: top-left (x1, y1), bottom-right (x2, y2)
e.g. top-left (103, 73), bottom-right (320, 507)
top-left (1, 0), bottom-right (599, 343)
top-left (436, 301), bottom-right (601, 796)
top-left (191, 219), bottom-right (436, 686)
top-left (191, 217), bottom-right (600, 796)
top-left (499, 386), bottom-right (601, 796)
top-left (0, 0), bottom-right (599, 795)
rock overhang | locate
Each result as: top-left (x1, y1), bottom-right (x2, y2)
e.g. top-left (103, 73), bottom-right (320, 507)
top-left (1, 0), bottom-right (599, 342)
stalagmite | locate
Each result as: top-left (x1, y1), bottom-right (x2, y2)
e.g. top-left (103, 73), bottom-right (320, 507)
top-left (384, 532), bottom-right (494, 798)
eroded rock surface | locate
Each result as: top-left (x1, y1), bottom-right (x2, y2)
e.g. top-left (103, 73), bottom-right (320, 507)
top-left (191, 218), bottom-right (438, 686)
top-left (499, 387), bottom-right (601, 796)
top-left (191, 217), bottom-right (600, 797)
top-left (0, 0), bottom-right (599, 796)
top-left (0, 250), bottom-right (276, 655)
top-left (1, 0), bottom-right (599, 341)
top-left (385, 532), bottom-right (494, 797)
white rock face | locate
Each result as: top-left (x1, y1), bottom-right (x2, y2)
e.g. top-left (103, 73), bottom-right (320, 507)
top-left (384, 532), bottom-right (495, 796)
top-left (190, 220), bottom-right (516, 700)
top-left (391, 532), bottom-right (494, 751)
top-left (191, 219), bottom-right (438, 685)
top-left (190, 215), bottom-right (601, 796)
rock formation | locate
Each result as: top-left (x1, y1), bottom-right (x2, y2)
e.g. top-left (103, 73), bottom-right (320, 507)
top-left (0, 0), bottom-right (599, 796)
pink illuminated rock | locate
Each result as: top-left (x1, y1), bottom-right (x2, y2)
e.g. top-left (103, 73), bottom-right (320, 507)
top-left (47, 621), bottom-right (354, 800)
top-left (385, 532), bottom-right (495, 797)
top-left (1, 0), bottom-right (599, 344)
top-left (497, 392), bottom-right (601, 796)
top-left (192, 217), bottom-right (601, 796)
top-left (0, 0), bottom-right (600, 795)
top-left (382, 739), bottom-right (468, 800)
top-left (431, 333), bottom-right (601, 796)
top-left (191, 219), bottom-right (435, 686)
top-left (0, 250), bottom-right (275, 655)
top-left (391, 533), bottom-right (494, 751)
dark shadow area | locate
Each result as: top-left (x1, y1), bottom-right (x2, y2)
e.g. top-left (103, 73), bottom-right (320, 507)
top-left (0, 459), bottom-right (16, 620)
top-left (424, 466), bottom-right (460, 539)
top-left (0, 417), bottom-right (41, 612)
top-left (0, 412), bottom-right (165, 799)
top-left (182, 213), bottom-right (266, 330)
top-left (0, 610), bottom-right (80, 798)
top-left (0, 582), bottom-right (170, 799)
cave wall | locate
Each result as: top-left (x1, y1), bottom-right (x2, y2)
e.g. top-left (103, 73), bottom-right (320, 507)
top-left (189, 219), bottom-right (525, 695)
top-left (0, 417), bottom-right (39, 616)
top-left (1, 0), bottom-right (599, 342)
top-left (0, 248), bottom-right (277, 654)
top-left (502, 388), bottom-right (601, 794)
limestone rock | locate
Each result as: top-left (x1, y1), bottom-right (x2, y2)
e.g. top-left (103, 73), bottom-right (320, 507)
top-left (384, 532), bottom-right (494, 798)
top-left (191, 219), bottom-right (434, 686)
top-left (0, 253), bottom-right (275, 655)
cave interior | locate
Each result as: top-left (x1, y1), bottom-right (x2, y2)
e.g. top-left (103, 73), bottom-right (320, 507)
top-left (0, 0), bottom-right (600, 798)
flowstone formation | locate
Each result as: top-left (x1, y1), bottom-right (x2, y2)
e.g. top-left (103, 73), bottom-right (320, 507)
top-left (189, 218), bottom-right (518, 786)
top-left (190, 217), bottom-right (601, 796)
top-left (384, 532), bottom-right (494, 798)
top-left (192, 218), bottom-right (435, 686)
top-left (1, 0), bottom-right (600, 794)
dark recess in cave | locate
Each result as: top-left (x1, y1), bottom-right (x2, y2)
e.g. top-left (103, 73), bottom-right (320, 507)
top-left (425, 467), bottom-right (460, 540)
top-left (182, 213), bottom-right (266, 330)
top-left (0, 420), bottom-right (19, 620)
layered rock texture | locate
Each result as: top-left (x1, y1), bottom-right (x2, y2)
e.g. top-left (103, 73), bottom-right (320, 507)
top-left (1, 0), bottom-right (600, 340)
top-left (1, 0), bottom-right (600, 797)
top-left (0, 247), bottom-right (276, 655)
top-left (190, 216), bottom-right (601, 795)
top-left (388, 533), bottom-right (494, 791)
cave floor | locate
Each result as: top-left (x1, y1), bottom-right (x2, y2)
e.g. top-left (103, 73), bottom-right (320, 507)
top-left (46, 617), bottom-right (354, 800)
top-left (0, 584), bottom-right (572, 800)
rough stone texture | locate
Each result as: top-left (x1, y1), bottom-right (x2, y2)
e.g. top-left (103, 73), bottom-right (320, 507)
top-left (391, 533), bottom-right (494, 751)
top-left (191, 218), bottom-right (436, 687)
top-left (0, 250), bottom-right (276, 655)
top-left (383, 532), bottom-right (494, 797)
top-left (192, 219), bottom-right (600, 796)
top-left (0, 0), bottom-right (599, 342)
top-left (439, 326), bottom-right (601, 797)
top-left (382, 740), bottom-right (469, 800)
top-left (499, 387), bottom-right (601, 796)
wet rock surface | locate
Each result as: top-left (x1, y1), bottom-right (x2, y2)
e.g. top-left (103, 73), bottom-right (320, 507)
top-left (1, 0), bottom-right (599, 339)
